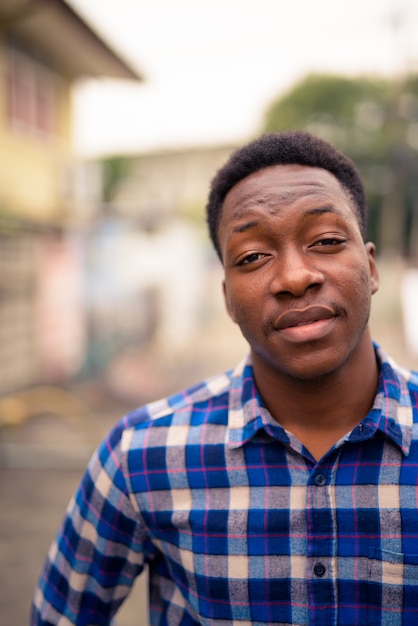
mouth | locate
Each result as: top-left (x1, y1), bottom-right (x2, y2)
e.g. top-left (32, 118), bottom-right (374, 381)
top-left (276, 305), bottom-right (336, 330)
top-left (274, 305), bottom-right (338, 342)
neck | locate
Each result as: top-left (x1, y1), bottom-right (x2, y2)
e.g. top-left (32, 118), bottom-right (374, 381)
top-left (251, 331), bottom-right (379, 460)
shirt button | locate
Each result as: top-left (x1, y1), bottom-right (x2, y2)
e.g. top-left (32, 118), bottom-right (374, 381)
top-left (313, 562), bottom-right (326, 577)
top-left (314, 473), bottom-right (326, 486)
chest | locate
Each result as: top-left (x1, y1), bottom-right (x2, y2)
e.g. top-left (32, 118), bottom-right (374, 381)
top-left (134, 439), bottom-right (418, 556)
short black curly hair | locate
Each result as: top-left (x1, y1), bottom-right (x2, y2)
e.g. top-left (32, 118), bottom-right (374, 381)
top-left (206, 130), bottom-right (367, 260)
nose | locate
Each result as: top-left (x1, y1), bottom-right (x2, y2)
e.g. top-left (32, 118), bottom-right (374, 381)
top-left (270, 249), bottom-right (324, 297)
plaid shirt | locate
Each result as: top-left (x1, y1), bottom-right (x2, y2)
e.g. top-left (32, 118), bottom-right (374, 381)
top-left (32, 345), bottom-right (418, 626)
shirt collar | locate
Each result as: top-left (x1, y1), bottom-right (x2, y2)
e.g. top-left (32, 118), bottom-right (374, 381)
top-left (226, 344), bottom-right (416, 456)
top-left (353, 343), bottom-right (416, 456)
top-left (226, 355), bottom-right (294, 450)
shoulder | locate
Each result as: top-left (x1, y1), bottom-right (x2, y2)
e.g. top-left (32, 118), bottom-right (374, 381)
top-left (89, 363), bottom-right (249, 484)
top-left (378, 348), bottom-right (418, 432)
top-left (377, 345), bottom-right (418, 390)
top-left (108, 366), bottom-right (250, 491)
top-left (384, 357), bottom-right (418, 395)
top-left (119, 366), bottom-right (240, 434)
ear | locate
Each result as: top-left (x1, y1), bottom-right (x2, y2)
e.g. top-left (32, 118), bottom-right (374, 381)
top-left (222, 280), bottom-right (238, 323)
top-left (365, 242), bottom-right (379, 294)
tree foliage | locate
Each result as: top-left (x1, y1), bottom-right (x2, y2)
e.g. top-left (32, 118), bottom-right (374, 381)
top-left (262, 73), bottom-right (418, 258)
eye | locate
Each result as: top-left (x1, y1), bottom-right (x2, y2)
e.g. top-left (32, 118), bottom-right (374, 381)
top-left (237, 252), bottom-right (267, 266)
top-left (312, 237), bottom-right (346, 248)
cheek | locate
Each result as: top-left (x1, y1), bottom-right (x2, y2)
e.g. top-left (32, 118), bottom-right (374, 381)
top-left (339, 263), bottom-right (373, 316)
top-left (226, 295), bottom-right (248, 325)
top-left (224, 281), bottom-right (259, 325)
top-left (355, 258), bottom-right (374, 294)
top-left (224, 282), bottom-right (240, 323)
top-left (337, 253), bottom-right (372, 290)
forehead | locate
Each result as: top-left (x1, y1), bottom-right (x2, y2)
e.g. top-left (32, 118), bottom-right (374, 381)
top-left (222, 164), bottom-right (351, 220)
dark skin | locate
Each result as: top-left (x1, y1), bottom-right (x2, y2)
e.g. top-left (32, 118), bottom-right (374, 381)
top-left (218, 164), bottom-right (380, 461)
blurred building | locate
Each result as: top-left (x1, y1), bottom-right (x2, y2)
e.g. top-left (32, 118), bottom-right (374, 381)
top-left (81, 145), bottom-right (238, 391)
top-left (0, 0), bottom-right (141, 394)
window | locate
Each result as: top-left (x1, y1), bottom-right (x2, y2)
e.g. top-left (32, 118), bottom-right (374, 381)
top-left (5, 44), bottom-right (57, 139)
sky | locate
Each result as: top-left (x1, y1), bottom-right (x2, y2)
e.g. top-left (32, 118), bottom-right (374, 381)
top-left (68, 0), bottom-right (418, 157)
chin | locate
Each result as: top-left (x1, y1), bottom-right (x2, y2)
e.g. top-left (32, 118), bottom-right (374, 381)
top-left (287, 365), bottom-right (337, 385)
top-left (266, 345), bottom-right (350, 383)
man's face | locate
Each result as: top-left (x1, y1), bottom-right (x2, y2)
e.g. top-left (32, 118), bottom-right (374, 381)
top-left (218, 164), bottom-right (379, 382)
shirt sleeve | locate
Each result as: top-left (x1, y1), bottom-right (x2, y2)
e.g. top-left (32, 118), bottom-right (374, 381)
top-left (30, 420), bottom-right (146, 625)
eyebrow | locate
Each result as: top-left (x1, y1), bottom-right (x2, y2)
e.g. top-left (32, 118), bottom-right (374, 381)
top-left (305, 205), bottom-right (339, 218)
top-left (232, 220), bottom-right (259, 234)
top-left (230, 205), bottom-right (340, 235)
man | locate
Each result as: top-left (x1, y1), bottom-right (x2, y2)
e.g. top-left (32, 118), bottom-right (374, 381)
top-left (32, 131), bottom-right (418, 625)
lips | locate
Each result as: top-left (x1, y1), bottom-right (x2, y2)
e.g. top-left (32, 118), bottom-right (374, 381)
top-left (275, 305), bottom-right (337, 331)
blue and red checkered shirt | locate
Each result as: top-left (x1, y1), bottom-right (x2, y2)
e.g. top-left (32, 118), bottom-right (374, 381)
top-left (32, 345), bottom-right (418, 625)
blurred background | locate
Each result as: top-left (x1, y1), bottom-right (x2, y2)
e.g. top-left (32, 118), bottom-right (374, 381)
top-left (1, 0), bottom-right (418, 624)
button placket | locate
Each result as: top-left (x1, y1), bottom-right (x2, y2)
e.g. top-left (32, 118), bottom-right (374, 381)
top-left (306, 466), bottom-right (336, 620)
